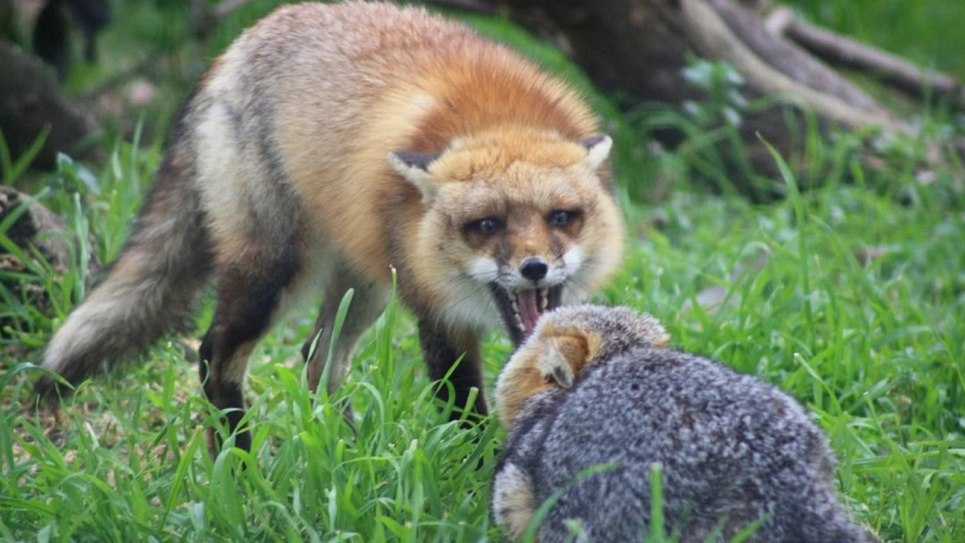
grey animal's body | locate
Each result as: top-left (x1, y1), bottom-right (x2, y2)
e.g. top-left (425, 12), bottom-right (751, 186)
top-left (33, 2), bottom-right (625, 454)
top-left (493, 305), bottom-right (874, 543)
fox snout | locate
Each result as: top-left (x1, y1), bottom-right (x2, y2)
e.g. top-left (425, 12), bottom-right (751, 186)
top-left (479, 249), bottom-right (584, 345)
top-left (519, 258), bottom-right (548, 282)
top-left (495, 253), bottom-right (574, 291)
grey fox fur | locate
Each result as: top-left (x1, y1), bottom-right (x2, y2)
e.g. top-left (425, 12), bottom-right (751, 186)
top-left (492, 304), bottom-right (875, 543)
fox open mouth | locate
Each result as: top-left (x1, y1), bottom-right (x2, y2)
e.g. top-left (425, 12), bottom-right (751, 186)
top-left (490, 284), bottom-right (564, 346)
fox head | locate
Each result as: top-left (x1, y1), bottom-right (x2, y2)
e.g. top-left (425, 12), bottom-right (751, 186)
top-left (389, 128), bottom-right (624, 345)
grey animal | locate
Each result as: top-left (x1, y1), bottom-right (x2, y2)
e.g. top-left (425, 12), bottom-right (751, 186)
top-left (492, 304), bottom-right (874, 543)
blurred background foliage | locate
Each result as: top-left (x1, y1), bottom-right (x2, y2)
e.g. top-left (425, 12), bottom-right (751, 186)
top-left (4, 0), bottom-right (965, 202)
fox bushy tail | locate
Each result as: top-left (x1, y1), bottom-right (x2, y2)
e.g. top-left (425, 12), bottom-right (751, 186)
top-left (34, 142), bottom-right (211, 400)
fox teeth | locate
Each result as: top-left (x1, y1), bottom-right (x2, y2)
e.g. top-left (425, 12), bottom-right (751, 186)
top-left (511, 293), bottom-right (524, 331)
top-left (540, 288), bottom-right (549, 311)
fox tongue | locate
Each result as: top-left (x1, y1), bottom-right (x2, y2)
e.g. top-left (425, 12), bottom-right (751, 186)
top-left (518, 289), bottom-right (540, 335)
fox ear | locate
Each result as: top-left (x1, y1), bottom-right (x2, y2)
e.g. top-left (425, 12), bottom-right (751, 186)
top-left (580, 135), bottom-right (613, 171)
top-left (388, 151), bottom-right (440, 203)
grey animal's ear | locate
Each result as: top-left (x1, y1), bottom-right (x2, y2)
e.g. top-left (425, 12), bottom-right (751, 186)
top-left (537, 327), bottom-right (604, 388)
top-left (543, 348), bottom-right (575, 389)
top-left (580, 135), bottom-right (613, 170)
top-left (388, 150), bottom-right (440, 203)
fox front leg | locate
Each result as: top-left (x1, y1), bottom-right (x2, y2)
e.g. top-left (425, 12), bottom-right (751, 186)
top-left (418, 319), bottom-right (489, 422)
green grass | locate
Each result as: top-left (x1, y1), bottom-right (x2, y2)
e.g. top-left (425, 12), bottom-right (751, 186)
top-left (3, 1), bottom-right (965, 541)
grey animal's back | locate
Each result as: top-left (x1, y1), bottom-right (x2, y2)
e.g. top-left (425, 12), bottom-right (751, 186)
top-left (502, 347), bottom-right (871, 543)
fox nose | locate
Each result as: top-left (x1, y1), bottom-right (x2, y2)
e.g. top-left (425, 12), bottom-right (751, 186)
top-left (520, 258), bottom-right (548, 282)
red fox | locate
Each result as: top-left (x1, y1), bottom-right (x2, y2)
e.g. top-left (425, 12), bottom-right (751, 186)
top-left (34, 1), bottom-right (624, 452)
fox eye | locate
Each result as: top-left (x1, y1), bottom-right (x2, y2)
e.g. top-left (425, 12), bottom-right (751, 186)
top-left (548, 210), bottom-right (579, 228)
top-left (465, 217), bottom-right (503, 235)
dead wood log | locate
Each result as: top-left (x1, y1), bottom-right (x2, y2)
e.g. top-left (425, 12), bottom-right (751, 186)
top-left (762, 4), bottom-right (965, 108)
top-left (432, 0), bottom-right (963, 184)
top-left (0, 40), bottom-right (101, 173)
top-left (0, 186), bottom-right (72, 271)
top-left (0, 186), bottom-right (102, 333)
top-left (0, 186), bottom-right (71, 329)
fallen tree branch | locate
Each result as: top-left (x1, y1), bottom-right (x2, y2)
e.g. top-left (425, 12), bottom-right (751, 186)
top-left (765, 5), bottom-right (965, 108)
top-left (680, 0), bottom-right (912, 134)
top-left (711, 0), bottom-right (883, 114)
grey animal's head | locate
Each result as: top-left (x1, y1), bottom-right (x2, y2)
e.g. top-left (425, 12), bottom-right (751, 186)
top-left (495, 304), bottom-right (669, 428)
top-left (528, 304), bottom-right (670, 363)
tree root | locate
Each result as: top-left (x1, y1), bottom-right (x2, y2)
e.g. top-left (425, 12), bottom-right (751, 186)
top-left (680, 0), bottom-right (913, 135)
top-left (762, 4), bottom-right (965, 109)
